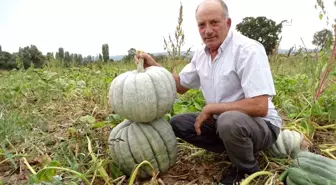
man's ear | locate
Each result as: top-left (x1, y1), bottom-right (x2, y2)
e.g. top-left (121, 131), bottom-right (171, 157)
top-left (227, 18), bottom-right (232, 28)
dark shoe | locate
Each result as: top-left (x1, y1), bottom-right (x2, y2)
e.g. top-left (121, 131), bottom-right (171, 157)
top-left (218, 166), bottom-right (245, 185)
top-left (218, 164), bottom-right (260, 185)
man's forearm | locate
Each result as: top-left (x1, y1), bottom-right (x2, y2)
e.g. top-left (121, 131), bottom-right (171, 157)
top-left (172, 74), bottom-right (189, 94)
top-left (207, 95), bottom-right (269, 117)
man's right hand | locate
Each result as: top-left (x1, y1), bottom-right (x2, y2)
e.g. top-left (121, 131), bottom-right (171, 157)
top-left (134, 52), bottom-right (161, 68)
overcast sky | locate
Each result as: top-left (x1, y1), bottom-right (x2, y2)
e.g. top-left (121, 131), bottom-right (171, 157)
top-left (0, 0), bottom-right (335, 56)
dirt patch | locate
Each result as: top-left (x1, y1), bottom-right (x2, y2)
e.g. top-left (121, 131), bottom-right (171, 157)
top-left (311, 129), bottom-right (336, 156)
top-left (158, 150), bottom-right (227, 185)
top-left (313, 129), bottom-right (336, 144)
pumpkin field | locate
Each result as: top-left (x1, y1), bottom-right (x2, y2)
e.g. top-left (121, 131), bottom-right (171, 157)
top-left (0, 43), bottom-right (336, 185)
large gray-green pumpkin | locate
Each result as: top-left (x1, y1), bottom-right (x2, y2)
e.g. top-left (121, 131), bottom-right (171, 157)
top-left (108, 118), bottom-right (177, 178)
top-left (108, 60), bottom-right (176, 123)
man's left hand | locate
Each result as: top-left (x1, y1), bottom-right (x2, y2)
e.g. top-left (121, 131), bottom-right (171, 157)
top-left (194, 104), bottom-right (214, 135)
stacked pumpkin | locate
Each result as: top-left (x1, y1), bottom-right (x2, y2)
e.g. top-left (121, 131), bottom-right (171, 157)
top-left (107, 52), bottom-right (178, 178)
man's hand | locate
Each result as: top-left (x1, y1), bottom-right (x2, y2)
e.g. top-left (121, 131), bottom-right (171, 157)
top-left (134, 51), bottom-right (161, 68)
top-left (194, 104), bottom-right (214, 135)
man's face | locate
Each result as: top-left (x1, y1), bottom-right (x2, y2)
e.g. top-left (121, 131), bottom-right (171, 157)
top-left (196, 2), bottom-right (231, 51)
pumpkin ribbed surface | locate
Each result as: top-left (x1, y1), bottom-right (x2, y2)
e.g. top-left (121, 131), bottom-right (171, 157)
top-left (108, 66), bottom-right (176, 123)
top-left (268, 129), bottom-right (307, 158)
top-left (108, 118), bottom-right (177, 178)
top-left (280, 151), bottom-right (336, 184)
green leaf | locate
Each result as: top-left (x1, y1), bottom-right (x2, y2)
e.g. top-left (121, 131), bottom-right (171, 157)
top-left (105, 162), bottom-right (124, 179)
top-left (35, 160), bottom-right (60, 182)
top-left (42, 71), bottom-right (58, 81)
top-left (79, 115), bottom-right (95, 124)
top-left (319, 13), bottom-right (323, 20)
top-left (91, 121), bottom-right (106, 129)
top-left (1, 144), bottom-right (17, 169)
top-left (110, 114), bottom-right (121, 121)
top-left (173, 103), bottom-right (190, 114)
top-left (194, 102), bottom-right (202, 110)
top-left (164, 113), bottom-right (172, 122)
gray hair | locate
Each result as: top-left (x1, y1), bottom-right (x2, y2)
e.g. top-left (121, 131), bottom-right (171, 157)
top-left (196, 0), bottom-right (230, 18)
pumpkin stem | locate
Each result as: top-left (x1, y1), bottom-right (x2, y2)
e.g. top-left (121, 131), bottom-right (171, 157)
top-left (137, 58), bottom-right (145, 72)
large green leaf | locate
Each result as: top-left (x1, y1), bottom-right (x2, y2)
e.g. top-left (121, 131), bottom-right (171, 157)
top-left (35, 160), bottom-right (61, 182)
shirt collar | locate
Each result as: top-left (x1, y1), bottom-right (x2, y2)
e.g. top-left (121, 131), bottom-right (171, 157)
top-left (204, 29), bottom-right (233, 55)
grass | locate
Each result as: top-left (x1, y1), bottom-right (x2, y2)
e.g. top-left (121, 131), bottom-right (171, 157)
top-left (0, 50), bottom-right (336, 185)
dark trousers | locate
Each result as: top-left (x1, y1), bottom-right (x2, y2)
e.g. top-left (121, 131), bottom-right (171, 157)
top-left (170, 110), bottom-right (280, 174)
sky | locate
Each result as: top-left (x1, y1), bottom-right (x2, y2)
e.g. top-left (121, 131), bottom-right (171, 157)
top-left (0, 0), bottom-right (335, 57)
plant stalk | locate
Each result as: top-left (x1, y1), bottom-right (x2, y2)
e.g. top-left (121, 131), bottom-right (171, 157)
top-left (86, 136), bottom-right (111, 185)
top-left (137, 58), bottom-right (145, 72)
top-left (314, 27), bottom-right (336, 100)
top-left (128, 160), bottom-right (156, 185)
top-left (240, 171), bottom-right (273, 185)
top-left (39, 167), bottom-right (91, 185)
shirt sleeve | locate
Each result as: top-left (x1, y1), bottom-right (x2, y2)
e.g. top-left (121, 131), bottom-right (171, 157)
top-left (179, 52), bottom-right (201, 89)
top-left (236, 44), bottom-right (276, 98)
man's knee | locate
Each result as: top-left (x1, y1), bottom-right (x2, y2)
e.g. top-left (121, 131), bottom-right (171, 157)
top-left (216, 111), bottom-right (250, 138)
top-left (169, 114), bottom-right (194, 135)
top-left (170, 115), bottom-right (182, 132)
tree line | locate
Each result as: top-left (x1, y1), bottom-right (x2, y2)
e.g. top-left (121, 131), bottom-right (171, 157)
top-left (0, 44), bottom-right (112, 70)
top-left (0, 13), bottom-right (334, 71)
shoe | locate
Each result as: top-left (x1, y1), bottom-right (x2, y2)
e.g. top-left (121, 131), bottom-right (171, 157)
top-left (218, 164), bottom-right (260, 185)
top-left (218, 166), bottom-right (245, 185)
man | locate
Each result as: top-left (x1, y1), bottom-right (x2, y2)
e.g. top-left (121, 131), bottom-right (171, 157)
top-left (135, 0), bottom-right (282, 184)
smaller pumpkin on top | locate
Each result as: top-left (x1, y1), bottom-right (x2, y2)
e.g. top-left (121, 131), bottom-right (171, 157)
top-left (108, 50), bottom-right (177, 123)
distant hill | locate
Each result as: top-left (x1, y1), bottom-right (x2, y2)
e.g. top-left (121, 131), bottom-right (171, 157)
top-left (110, 55), bottom-right (124, 61)
top-left (110, 48), bottom-right (316, 61)
top-left (110, 50), bottom-right (195, 61)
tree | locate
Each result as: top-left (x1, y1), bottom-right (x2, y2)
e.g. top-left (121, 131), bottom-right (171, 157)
top-left (46, 52), bottom-right (54, 61)
top-left (0, 45), bottom-right (2, 52)
top-left (236, 16), bottom-right (285, 55)
top-left (78, 54), bottom-right (83, 64)
top-left (99, 54), bottom-right (103, 61)
top-left (64, 51), bottom-right (71, 63)
top-left (121, 48), bottom-right (136, 62)
top-left (312, 28), bottom-right (334, 50)
top-left (57, 47), bottom-right (64, 61)
top-left (18, 45), bottom-right (45, 69)
top-left (0, 51), bottom-right (17, 70)
top-left (102, 44), bottom-right (109, 62)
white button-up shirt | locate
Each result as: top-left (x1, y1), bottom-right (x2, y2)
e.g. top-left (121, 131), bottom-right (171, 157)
top-left (179, 30), bottom-right (282, 128)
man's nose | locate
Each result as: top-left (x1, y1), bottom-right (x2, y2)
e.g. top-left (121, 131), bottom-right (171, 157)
top-left (205, 25), bottom-right (213, 35)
